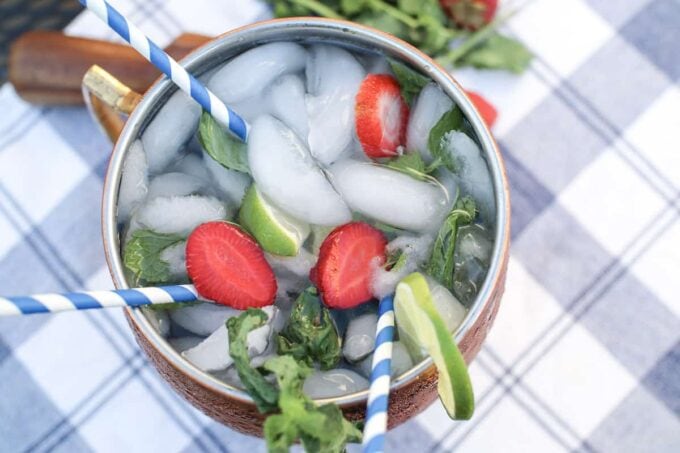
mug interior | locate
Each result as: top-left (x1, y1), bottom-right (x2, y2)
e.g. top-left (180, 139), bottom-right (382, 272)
top-left (101, 18), bottom-right (510, 408)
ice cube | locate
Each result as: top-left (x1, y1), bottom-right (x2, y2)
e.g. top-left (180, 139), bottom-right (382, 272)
top-left (370, 234), bottom-right (434, 299)
top-left (453, 256), bottom-right (488, 307)
top-left (170, 153), bottom-right (210, 181)
top-left (428, 280), bottom-right (467, 333)
top-left (142, 307), bottom-right (170, 337)
top-left (306, 45), bottom-right (366, 165)
top-left (434, 170), bottom-right (459, 209)
top-left (182, 323), bottom-right (231, 371)
top-left (343, 313), bottom-right (378, 363)
top-left (226, 74), bottom-right (310, 140)
top-left (457, 224), bottom-right (493, 264)
top-left (357, 341), bottom-right (414, 379)
top-left (182, 306), bottom-right (277, 372)
top-left (248, 116), bottom-right (352, 225)
top-left (208, 42), bottom-right (307, 104)
top-left (203, 152), bottom-right (251, 207)
top-left (388, 234), bottom-right (435, 264)
top-left (275, 275), bottom-right (308, 301)
top-left (159, 241), bottom-right (187, 281)
top-left (147, 172), bottom-right (206, 199)
top-left (270, 302), bottom-right (290, 333)
top-left (359, 53), bottom-right (393, 75)
top-left (406, 83), bottom-right (454, 161)
top-left (268, 74), bottom-right (309, 142)
top-left (227, 92), bottom-right (270, 123)
top-left (330, 303), bottom-right (377, 338)
top-left (211, 366), bottom-right (244, 389)
top-left (330, 160), bottom-right (450, 232)
top-left (455, 224), bottom-right (493, 306)
top-left (117, 140), bottom-right (148, 224)
top-left (168, 336), bottom-right (203, 352)
top-left (170, 302), bottom-right (241, 336)
top-left (141, 90), bottom-right (201, 174)
top-left (266, 248), bottom-right (317, 278)
top-left (136, 195), bottom-right (228, 235)
top-left (303, 369), bottom-right (369, 399)
top-left (441, 131), bottom-right (496, 224)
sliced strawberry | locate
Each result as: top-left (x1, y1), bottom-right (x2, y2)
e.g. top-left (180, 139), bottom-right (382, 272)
top-left (355, 74), bottom-right (410, 159)
top-left (186, 221), bottom-right (276, 309)
top-left (310, 222), bottom-right (387, 309)
top-left (440, 0), bottom-right (498, 30)
top-left (465, 90), bottom-right (498, 128)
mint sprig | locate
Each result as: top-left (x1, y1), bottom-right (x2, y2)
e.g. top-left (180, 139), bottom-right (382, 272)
top-left (228, 309), bottom-right (280, 412)
top-left (386, 152), bottom-right (428, 180)
top-left (263, 356), bottom-right (362, 453)
top-left (267, 0), bottom-right (532, 74)
top-left (227, 310), bottom-right (361, 452)
top-left (388, 59), bottom-right (431, 105)
top-left (276, 288), bottom-right (342, 370)
top-left (427, 106), bottom-right (464, 173)
top-left (198, 111), bottom-right (250, 174)
top-left (426, 197), bottom-right (476, 288)
top-left (123, 229), bottom-right (184, 285)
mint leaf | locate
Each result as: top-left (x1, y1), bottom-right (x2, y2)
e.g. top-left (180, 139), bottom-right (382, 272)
top-left (456, 33), bottom-right (532, 73)
top-left (386, 152), bottom-right (428, 180)
top-left (145, 301), bottom-right (199, 312)
top-left (263, 356), bottom-right (362, 453)
top-left (123, 230), bottom-right (184, 285)
top-left (426, 197), bottom-right (476, 288)
top-left (198, 111), bottom-right (250, 174)
top-left (340, 0), bottom-right (366, 15)
top-left (229, 312), bottom-right (360, 452)
top-left (312, 403), bottom-right (363, 451)
top-left (263, 413), bottom-right (298, 453)
top-left (277, 288), bottom-right (341, 370)
top-left (356, 11), bottom-right (410, 41)
top-left (227, 309), bottom-right (280, 413)
top-left (397, 0), bottom-right (422, 15)
top-left (427, 106), bottom-right (464, 173)
top-left (388, 59), bottom-right (431, 105)
top-left (416, 14), bottom-right (456, 55)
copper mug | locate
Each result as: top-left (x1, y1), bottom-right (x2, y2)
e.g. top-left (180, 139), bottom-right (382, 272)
top-left (84, 18), bottom-right (511, 436)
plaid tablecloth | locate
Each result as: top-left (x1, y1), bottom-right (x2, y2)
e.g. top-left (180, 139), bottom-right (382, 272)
top-left (1, 0), bottom-right (679, 451)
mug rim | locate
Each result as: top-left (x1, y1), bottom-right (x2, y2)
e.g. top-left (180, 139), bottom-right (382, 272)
top-left (101, 17), bottom-right (511, 408)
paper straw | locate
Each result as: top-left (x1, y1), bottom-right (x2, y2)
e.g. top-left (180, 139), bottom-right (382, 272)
top-left (362, 295), bottom-right (395, 453)
top-left (0, 284), bottom-right (198, 316)
top-left (78, 0), bottom-right (249, 142)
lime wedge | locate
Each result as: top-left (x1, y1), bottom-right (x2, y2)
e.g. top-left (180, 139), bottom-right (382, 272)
top-left (394, 272), bottom-right (474, 420)
top-left (238, 185), bottom-right (310, 256)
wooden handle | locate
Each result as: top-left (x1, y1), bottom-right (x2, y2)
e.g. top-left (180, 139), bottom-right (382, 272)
top-left (8, 31), bottom-right (211, 105)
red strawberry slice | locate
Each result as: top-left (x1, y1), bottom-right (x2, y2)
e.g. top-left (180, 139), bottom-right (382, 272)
top-left (440, 0), bottom-right (498, 30)
top-left (465, 90), bottom-right (498, 128)
top-left (186, 222), bottom-right (277, 309)
top-left (310, 222), bottom-right (387, 309)
top-left (355, 74), bottom-right (410, 159)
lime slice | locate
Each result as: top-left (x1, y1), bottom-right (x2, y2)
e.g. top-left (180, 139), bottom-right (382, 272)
top-left (239, 185), bottom-right (310, 256)
top-left (394, 272), bottom-right (474, 420)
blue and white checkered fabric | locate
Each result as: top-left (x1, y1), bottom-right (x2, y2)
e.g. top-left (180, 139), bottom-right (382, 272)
top-left (0, 0), bottom-right (678, 451)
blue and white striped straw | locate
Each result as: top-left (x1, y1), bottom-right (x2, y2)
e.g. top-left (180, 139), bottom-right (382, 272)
top-left (78, 0), bottom-right (249, 142)
top-left (362, 295), bottom-right (395, 453)
top-left (0, 284), bottom-right (198, 316)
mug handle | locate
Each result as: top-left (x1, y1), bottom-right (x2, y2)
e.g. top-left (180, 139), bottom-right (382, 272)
top-left (82, 65), bottom-right (142, 143)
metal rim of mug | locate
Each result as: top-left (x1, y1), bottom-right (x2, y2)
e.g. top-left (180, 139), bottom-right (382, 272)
top-left (101, 17), bottom-right (510, 408)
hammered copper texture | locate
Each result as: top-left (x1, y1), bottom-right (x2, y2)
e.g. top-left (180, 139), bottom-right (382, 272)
top-left (109, 18), bottom-right (512, 438)
top-left (125, 248), bottom-right (507, 435)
